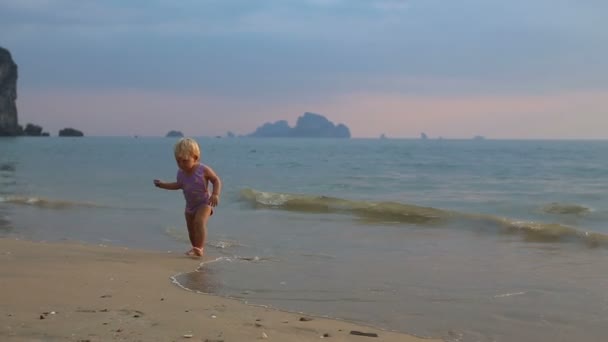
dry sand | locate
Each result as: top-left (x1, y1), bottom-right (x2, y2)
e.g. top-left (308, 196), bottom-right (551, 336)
top-left (0, 238), bottom-right (441, 342)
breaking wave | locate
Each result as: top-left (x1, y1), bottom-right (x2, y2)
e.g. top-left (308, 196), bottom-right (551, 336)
top-left (240, 188), bottom-right (608, 248)
top-left (0, 195), bottom-right (105, 209)
top-left (240, 188), bottom-right (447, 224)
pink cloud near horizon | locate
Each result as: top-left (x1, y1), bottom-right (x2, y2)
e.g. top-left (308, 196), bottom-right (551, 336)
top-left (17, 87), bottom-right (608, 139)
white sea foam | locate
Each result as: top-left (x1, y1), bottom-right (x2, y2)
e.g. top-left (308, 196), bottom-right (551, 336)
top-left (493, 291), bottom-right (526, 298)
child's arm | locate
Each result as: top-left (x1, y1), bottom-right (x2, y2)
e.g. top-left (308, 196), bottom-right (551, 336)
top-left (204, 166), bottom-right (222, 207)
top-left (153, 179), bottom-right (181, 190)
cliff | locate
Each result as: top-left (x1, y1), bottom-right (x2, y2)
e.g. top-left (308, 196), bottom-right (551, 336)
top-left (0, 47), bottom-right (19, 136)
top-left (248, 112), bottom-right (351, 138)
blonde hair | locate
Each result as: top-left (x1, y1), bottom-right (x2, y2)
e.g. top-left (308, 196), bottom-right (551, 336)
top-left (174, 138), bottom-right (200, 159)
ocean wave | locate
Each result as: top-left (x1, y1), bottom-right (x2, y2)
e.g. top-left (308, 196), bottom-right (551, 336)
top-left (541, 202), bottom-right (591, 215)
top-left (495, 218), bottom-right (608, 247)
top-left (208, 240), bottom-right (245, 249)
top-left (240, 188), bottom-right (608, 248)
top-left (239, 188), bottom-right (446, 224)
top-left (0, 195), bottom-right (104, 209)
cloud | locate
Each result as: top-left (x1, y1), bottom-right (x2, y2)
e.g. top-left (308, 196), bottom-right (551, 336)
top-left (0, 0), bottom-right (401, 33)
top-left (317, 89), bottom-right (608, 139)
top-left (3, 0), bottom-right (608, 140)
top-left (371, 0), bottom-right (409, 10)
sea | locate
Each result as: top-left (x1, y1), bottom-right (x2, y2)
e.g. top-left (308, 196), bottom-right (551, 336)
top-left (1, 137), bottom-right (608, 342)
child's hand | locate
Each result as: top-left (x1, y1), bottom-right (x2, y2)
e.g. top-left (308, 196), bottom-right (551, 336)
top-left (153, 179), bottom-right (162, 187)
top-left (209, 194), bottom-right (220, 207)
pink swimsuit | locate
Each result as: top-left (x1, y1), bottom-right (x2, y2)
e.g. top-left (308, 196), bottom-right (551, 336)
top-left (177, 164), bottom-right (211, 214)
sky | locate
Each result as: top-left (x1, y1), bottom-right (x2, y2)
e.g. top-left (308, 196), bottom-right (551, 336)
top-left (1, 0), bottom-right (607, 138)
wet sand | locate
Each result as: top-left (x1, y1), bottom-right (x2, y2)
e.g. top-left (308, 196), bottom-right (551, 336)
top-left (0, 238), bottom-right (441, 342)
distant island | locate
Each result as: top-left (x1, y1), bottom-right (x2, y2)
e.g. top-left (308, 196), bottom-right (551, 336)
top-left (59, 128), bottom-right (84, 137)
top-left (23, 123), bottom-right (49, 136)
top-left (166, 130), bottom-right (184, 138)
top-left (248, 112), bottom-right (350, 138)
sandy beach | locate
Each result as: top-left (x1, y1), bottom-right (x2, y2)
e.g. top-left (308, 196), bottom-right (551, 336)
top-left (0, 238), bottom-right (441, 342)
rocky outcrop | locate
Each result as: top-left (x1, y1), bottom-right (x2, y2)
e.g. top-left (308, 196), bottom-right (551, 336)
top-left (58, 128), bottom-right (84, 137)
top-left (249, 120), bottom-right (291, 137)
top-left (166, 130), bottom-right (184, 138)
top-left (248, 112), bottom-right (351, 138)
top-left (23, 123), bottom-right (43, 136)
top-left (0, 47), bottom-right (19, 136)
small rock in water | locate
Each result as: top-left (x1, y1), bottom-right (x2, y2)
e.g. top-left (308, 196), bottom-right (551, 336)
top-left (183, 333), bottom-right (194, 338)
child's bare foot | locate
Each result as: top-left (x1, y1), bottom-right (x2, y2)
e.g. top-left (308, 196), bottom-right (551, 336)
top-left (192, 247), bottom-right (204, 257)
top-left (184, 247), bottom-right (204, 257)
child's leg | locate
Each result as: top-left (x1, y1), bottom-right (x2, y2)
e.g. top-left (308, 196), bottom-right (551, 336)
top-left (192, 206), bottom-right (212, 253)
top-left (184, 212), bottom-right (196, 248)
